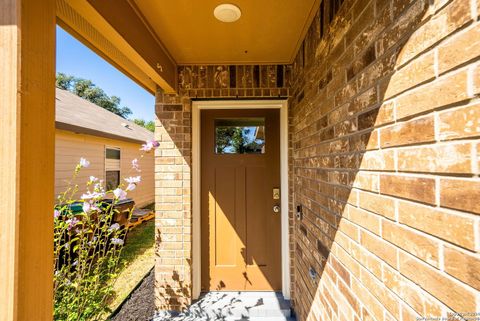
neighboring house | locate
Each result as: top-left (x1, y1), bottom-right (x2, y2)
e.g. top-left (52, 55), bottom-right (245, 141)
top-left (55, 88), bottom-right (154, 208)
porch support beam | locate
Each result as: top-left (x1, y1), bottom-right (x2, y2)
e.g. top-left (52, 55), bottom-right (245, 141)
top-left (56, 0), bottom-right (177, 94)
top-left (87, 0), bottom-right (177, 90)
top-left (0, 0), bottom-right (56, 320)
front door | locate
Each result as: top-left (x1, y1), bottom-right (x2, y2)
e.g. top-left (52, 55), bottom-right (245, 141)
top-left (201, 108), bottom-right (281, 291)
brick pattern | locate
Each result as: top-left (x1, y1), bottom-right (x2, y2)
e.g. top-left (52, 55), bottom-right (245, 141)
top-left (155, 0), bottom-right (480, 316)
top-left (290, 0), bottom-right (480, 320)
top-left (155, 62), bottom-right (294, 311)
top-left (154, 88), bottom-right (193, 311)
top-left (178, 64), bottom-right (291, 98)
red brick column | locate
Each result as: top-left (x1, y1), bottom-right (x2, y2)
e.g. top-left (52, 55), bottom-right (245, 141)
top-left (154, 87), bottom-right (192, 312)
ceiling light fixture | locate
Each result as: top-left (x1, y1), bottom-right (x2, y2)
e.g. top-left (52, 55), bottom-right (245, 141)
top-left (214, 4), bottom-right (242, 23)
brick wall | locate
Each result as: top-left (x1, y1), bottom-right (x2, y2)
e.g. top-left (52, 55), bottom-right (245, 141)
top-left (155, 63), bottom-right (292, 312)
top-left (154, 89), bottom-right (192, 311)
top-left (178, 64), bottom-right (291, 98)
top-left (155, 1), bottom-right (480, 316)
top-left (290, 0), bottom-right (480, 320)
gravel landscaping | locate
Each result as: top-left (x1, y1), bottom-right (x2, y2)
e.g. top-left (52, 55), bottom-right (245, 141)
top-left (111, 270), bottom-right (155, 321)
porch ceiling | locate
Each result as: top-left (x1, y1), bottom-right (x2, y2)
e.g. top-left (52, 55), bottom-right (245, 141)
top-left (57, 0), bottom-right (319, 94)
top-left (132, 0), bottom-right (319, 65)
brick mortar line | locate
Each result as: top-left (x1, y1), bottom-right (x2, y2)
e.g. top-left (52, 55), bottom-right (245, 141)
top-left (293, 27), bottom-right (480, 132)
top-left (325, 250), bottom-right (410, 321)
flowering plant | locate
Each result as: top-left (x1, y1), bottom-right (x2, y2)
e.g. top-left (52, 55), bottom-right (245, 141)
top-left (53, 140), bottom-right (158, 320)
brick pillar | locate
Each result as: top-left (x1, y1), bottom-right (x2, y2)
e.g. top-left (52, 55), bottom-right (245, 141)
top-left (154, 87), bottom-right (192, 312)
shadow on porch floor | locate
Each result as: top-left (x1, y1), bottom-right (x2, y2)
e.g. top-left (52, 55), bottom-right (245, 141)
top-left (154, 291), bottom-right (294, 321)
top-left (112, 275), bottom-right (295, 321)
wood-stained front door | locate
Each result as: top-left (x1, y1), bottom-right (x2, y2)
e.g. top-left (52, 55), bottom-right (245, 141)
top-left (201, 108), bottom-right (281, 291)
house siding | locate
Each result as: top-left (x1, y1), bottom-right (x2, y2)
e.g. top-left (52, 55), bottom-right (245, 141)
top-left (55, 129), bottom-right (154, 208)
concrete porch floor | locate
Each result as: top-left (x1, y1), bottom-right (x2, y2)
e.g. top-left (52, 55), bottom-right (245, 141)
top-left (154, 292), bottom-right (294, 321)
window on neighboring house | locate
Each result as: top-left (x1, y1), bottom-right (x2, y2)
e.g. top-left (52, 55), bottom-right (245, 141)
top-left (105, 170), bottom-right (120, 191)
top-left (105, 147), bottom-right (121, 190)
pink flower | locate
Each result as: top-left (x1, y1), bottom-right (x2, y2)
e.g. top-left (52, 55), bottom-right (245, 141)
top-left (93, 181), bottom-right (104, 192)
top-left (140, 142), bottom-right (153, 152)
top-left (54, 209), bottom-right (60, 219)
top-left (109, 223), bottom-right (120, 231)
top-left (66, 217), bottom-right (79, 231)
top-left (111, 238), bottom-right (124, 246)
top-left (82, 201), bottom-right (99, 213)
top-left (131, 158), bottom-right (141, 172)
top-left (125, 176), bottom-right (141, 191)
top-left (81, 191), bottom-right (105, 201)
top-left (140, 140), bottom-right (160, 152)
top-left (113, 188), bottom-right (127, 200)
top-left (82, 202), bottom-right (91, 213)
top-left (89, 176), bottom-right (98, 183)
top-left (125, 176), bottom-right (141, 184)
top-left (79, 158), bottom-right (90, 168)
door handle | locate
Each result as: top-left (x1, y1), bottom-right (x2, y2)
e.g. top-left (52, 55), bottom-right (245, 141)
top-left (273, 205), bottom-right (280, 213)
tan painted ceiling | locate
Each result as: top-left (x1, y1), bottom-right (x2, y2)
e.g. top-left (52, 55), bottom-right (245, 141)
top-left (132, 0), bottom-right (319, 65)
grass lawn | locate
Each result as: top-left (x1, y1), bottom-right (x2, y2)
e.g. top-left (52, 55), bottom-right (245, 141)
top-left (107, 218), bottom-right (155, 315)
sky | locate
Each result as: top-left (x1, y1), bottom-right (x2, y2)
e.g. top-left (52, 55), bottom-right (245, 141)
top-left (56, 26), bottom-right (155, 121)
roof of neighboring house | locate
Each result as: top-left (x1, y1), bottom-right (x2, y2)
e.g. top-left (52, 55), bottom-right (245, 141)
top-left (55, 88), bottom-right (153, 144)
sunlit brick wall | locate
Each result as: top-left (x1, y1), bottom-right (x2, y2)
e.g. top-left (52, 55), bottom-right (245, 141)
top-left (154, 89), bottom-right (193, 311)
top-left (290, 0), bottom-right (480, 320)
top-left (154, 64), bottom-right (293, 312)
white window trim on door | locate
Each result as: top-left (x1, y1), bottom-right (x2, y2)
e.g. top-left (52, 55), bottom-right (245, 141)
top-left (192, 100), bottom-right (290, 299)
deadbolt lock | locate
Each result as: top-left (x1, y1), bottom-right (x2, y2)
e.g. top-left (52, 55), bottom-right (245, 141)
top-left (273, 205), bottom-right (281, 213)
top-left (273, 188), bottom-right (280, 200)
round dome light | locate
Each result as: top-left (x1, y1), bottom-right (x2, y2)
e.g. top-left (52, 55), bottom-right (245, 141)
top-left (214, 4), bottom-right (242, 23)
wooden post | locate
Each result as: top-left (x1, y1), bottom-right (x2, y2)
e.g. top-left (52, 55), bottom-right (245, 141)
top-left (0, 0), bottom-right (56, 320)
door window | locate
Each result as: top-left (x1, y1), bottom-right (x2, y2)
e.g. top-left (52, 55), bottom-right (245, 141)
top-left (215, 118), bottom-right (265, 154)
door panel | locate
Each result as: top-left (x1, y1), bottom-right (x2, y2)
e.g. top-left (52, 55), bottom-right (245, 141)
top-left (201, 108), bottom-right (281, 291)
top-left (246, 166), bottom-right (268, 266)
top-left (214, 167), bottom-right (237, 266)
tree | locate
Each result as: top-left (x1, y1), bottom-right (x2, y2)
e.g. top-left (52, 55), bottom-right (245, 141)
top-left (132, 119), bottom-right (155, 132)
top-left (215, 126), bottom-right (264, 154)
top-left (56, 73), bottom-right (75, 90)
top-left (56, 73), bottom-right (133, 119)
top-left (215, 127), bottom-right (241, 153)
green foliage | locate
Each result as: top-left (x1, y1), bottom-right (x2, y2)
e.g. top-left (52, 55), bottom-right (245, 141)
top-left (53, 165), bottom-right (131, 320)
top-left (132, 118), bottom-right (155, 132)
top-left (56, 73), bottom-right (132, 119)
top-left (215, 127), bottom-right (241, 153)
top-left (56, 73), bottom-right (75, 90)
top-left (216, 127), bottom-right (263, 153)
